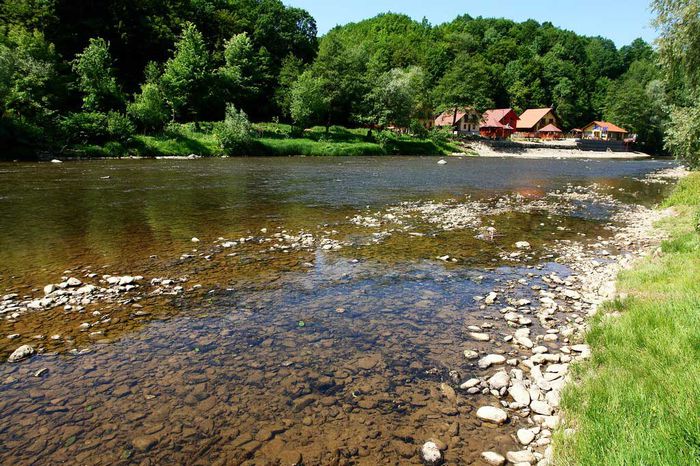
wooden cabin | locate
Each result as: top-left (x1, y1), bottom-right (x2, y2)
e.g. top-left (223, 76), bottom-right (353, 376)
top-left (480, 109), bottom-right (519, 139)
top-left (538, 123), bottom-right (563, 140)
top-left (516, 108), bottom-right (559, 137)
top-left (581, 121), bottom-right (628, 141)
top-left (434, 109), bottom-right (482, 135)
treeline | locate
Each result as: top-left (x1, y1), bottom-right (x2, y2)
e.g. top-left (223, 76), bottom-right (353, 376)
top-left (0, 1), bottom-right (696, 161)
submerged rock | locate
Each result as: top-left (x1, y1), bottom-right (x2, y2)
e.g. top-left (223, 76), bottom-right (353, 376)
top-left (421, 441), bottom-right (443, 465)
top-left (476, 406), bottom-right (508, 425)
top-left (8, 345), bottom-right (35, 363)
top-left (481, 451), bottom-right (506, 465)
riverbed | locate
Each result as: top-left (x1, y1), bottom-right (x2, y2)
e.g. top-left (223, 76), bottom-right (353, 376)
top-left (0, 157), bottom-right (678, 465)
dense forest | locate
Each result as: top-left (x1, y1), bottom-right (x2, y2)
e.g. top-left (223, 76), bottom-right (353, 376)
top-left (0, 0), bottom-right (698, 163)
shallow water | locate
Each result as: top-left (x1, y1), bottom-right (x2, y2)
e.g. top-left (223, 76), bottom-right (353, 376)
top-left (0, 157), bottom-right (675, 465)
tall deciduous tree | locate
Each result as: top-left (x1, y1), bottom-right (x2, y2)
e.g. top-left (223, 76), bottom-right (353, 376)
top-left (652, 0), bottom-right (700, 166)
top-left (160, 23), bottom-right (211, 123)
top-left (433, 54), bottom-right (494, 124)
top-left (72, 37), bottom-right (123, 112)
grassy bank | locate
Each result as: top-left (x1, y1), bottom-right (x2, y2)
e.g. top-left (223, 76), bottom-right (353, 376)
top-left (556, 173), bottom-right (700, 465)
top-left (64, 123), bottom-right (462, 158)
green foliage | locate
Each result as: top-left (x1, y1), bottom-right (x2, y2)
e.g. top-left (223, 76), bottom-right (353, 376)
top-left (59, 111), bottom-right (109, 145)
top-left (72, 37), bottom-right (123, 112)
top-left (433, 54), bottom-right (494, 113)
top-left (215, 104), bottom-right (252, 155)
top-left (363, 66), bottom-right (429, 128)
top-left (289, 70), bottom-right (330, 129)
top-left (106, 111), bottom-right (135, 144)
top-left (275, 54), bottom-right (305, 118)
top-left (557, 173), bottom-right (700, 465)
top-left (653, 0), bottom-right (700, 166)
top-left (127, 83), bottom-right (169, 133)
top-left (664, 95), bottom-right (700, 168)
top-left (160, 23), bottom-right (212, 122)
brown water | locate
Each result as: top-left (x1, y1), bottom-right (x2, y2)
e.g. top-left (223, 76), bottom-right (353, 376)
top-left (0, 157), bottom-right (675, 465)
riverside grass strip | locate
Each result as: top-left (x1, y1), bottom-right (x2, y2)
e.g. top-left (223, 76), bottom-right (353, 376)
top-left (556, 172), bottom-right (700, 466)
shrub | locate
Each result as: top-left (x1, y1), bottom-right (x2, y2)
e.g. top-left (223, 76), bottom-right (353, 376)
top-left (409, 119), bottom-right (429, 139)
top-left (375, 130), bottom-right (398, 154)
top-left (106, 111), bottom-right (135, 144)
top-left (127, 83), bottom-right (169, 133)
top-left (429, 127), bottom-right (453, 146)
top-left (215, 104), bottom-right (252, 155)
top-left (60, 112), bottom-right (108, 145)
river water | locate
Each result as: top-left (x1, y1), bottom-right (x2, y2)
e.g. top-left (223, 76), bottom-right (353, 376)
top-left (0, 157), bottom-right (675, 465)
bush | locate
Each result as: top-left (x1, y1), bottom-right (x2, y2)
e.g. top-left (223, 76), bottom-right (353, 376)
top-left (60, 112), bottom-right (109, 145)
top-left (409, 119), bottom-right (429, 139)
top-left (127, 83), bottom-right (169, 133)
top-left (215, 104), bottom-right (252, 155)
top-left (375, 130), bottom-right (398, 153)
top-left (429, 127), bottom-right (453, 146)
top-left (106, 111), bottom-right (135, 144)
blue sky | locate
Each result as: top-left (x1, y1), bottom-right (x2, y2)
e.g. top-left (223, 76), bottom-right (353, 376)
top-left (284, 0), bottom-right (657, 47)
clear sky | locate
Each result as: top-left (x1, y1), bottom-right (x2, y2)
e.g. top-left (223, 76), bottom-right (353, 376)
top-left (284, 0), bottom-right (657, 47)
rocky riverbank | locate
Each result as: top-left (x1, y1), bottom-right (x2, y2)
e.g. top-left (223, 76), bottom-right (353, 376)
top-left (0, 166), bottom-right (684, 465)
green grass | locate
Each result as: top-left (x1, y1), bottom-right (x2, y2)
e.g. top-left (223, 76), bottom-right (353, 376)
top-left (64, 122), bottom-right (460, 158)
top-left (556, 173), bottom-right (700, 466)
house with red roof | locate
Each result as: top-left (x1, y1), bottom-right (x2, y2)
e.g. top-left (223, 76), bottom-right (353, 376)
top-left (434, 108), bottom-right (482, 134)
top-left (516, 108), bottom-right (561, 137)
top-left (479, 109), bottom-right (519, 139)
top-left (581, 121), bottom-right (628, 141)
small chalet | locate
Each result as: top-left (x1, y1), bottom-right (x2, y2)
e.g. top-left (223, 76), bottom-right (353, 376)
top-left (480, 109), bottom-right (519, 139)
top-left (538, 124), bottom-right (563, 140)
top-left (517, 108), bottom-right (560, 136)
top-left (581, 121), bottom-right (628, 141)
top-left (434, 109), bottom-right (482, 134)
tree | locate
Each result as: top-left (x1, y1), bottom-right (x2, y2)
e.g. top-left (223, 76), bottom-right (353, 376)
top-left (433, 55), bottom-right (494, 124)
top-left (218, 33), bottom-right (261, 111)
top-left (275, 54), bottom-right (305, 119)
top-left (652, 0), bottom-right (700, 165)
top-left (0, 25), bottom-right (64, 148)
top-left (72, 37), bottom-right (123, 112)
top-left (215, 104), bottom-right (252, 155)
top-left (362, 66), bottom-right (428, 129)
top-left (127, 82), bottom-right (169, 133)
top-left (289, 69), bottom-right (330, 129)
top-left (160, 23), bottom-right (211, 123)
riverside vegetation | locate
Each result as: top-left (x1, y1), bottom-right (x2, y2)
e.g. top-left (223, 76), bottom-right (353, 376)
top-left (557, 171), bottom-right (700, 466)
top-left (1, 0), bottom-right (698, 162)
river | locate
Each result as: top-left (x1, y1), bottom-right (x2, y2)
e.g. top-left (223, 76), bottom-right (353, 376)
top-left (0, 157), bottom-right (676, 465)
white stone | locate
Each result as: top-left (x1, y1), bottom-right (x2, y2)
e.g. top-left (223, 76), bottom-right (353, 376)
top-left (484, 292), bottom-right (498, 305)
top-left (191, 237), bottom-right (200, 243)
top-left (460, 378), bottom-right (481, 390)
top-left (515, 241), bottom-right (531, 250)
top-left (421, 441), bottom-right (442, 465)
top-left (517, 429), bottom-right (536, 445)
top-left (8, 345), bottom-right (35, 363)
top-left (507, 450), bottom-right (536, 464)
top-left (530, 400), bottom-right (553, 415)
top-left (508, 382), bottom-right (531, 406)
top-left (481, 451), bottom-right (506, 465)
top-left (43, 284), bottom-right (56, 295)
top-left (463, 349), bottom-right (479, 360)
top-left (66, 277), bottom-right (82, 287)
top-left (476, 406), bottom-right (508, 425)
top-left (478, 354), bottom-right (506, 369)
top-left (119, 276), bottom-right (135, 286)
top-left (469, 332), bottom-right (491, 342)
top-left (488, 371), bottom-right (511, 390)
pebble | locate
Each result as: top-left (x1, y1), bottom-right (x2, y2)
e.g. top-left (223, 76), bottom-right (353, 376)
top-left (481, 451), bottom-right (506, 465)
top-left (488, 371), bottom-right (510, 390)
top-left (421, 441), bottom-right (443, 465)
top-left (469, 332), bottom-right (491, 342)
top-left (476, 406), bottom-right (508, 425)
top-left (8, 345), bottom-right (35, 363)
top-left (478, 354), bottom-right (506, 369)
top-left (506, 450), bottom-right (537, 464)
top-left (517, 428), bottom-right (536, 445)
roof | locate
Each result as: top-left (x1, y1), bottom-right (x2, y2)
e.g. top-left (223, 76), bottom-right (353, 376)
top-left (539, 124), bottom-right (562, 133)
top-left (584, 121), bottom-right (628, 133)
top-left (517, 108), bottom-right (554, 130)
top-left (434, 109), bottom-right (477, 127)
top-left (481, 109), bottom-right (517, 128)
